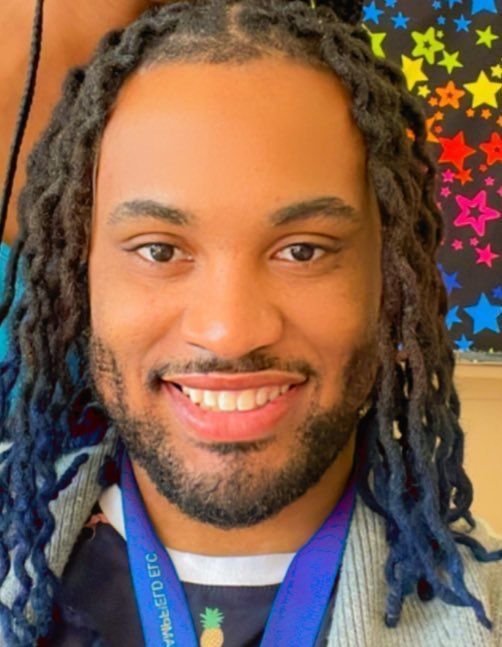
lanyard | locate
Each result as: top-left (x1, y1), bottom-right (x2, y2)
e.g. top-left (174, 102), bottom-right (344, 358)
top-left (121, 452), bottom-right (356, 647)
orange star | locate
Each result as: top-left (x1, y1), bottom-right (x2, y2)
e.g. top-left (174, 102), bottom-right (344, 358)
top-left (433, 110), bottom-right (445, 121)
top-left (481, 108), bottom-right (492, 119)
top-left (434, 124), bottom-right (443, 134)
top-left (455, 167), bottom-right (473, 185)
top-left (425, 116), bottom-right (439, 142)
top-left (436, 80), bottom-right (465, 109)
top-left (480, 132), bottom-right (502, 166)
top-left (466, 108), bottom-right (475, 117)
top-left (428, 97), bottom-right (439, 106)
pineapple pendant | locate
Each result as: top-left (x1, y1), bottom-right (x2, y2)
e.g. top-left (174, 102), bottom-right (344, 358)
top-left (199, 607), bottom-right (225, 647)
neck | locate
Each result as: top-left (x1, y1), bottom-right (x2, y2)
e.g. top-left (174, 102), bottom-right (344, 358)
top-left (131, 433), bottom-right (356, 556)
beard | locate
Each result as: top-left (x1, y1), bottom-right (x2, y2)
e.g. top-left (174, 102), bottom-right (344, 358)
top-left (90, 336), bottom-right (378, 529)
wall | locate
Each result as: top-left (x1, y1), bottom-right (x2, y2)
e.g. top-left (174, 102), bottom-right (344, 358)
top-left (455, 361), bottom-right (502, 536)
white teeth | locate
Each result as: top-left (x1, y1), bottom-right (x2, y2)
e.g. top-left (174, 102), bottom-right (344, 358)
top-left (178, 383), bottom-right (293, 412)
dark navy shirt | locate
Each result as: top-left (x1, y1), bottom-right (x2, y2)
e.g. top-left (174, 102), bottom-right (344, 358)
top-left (46, 508), bottom-right (336, 646)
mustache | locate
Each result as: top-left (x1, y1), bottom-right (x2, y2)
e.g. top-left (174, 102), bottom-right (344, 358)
top-left (147, 353), bottom-right (318, 388)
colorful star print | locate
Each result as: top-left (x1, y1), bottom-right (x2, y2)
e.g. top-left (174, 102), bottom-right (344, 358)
top-left (464, 71), bottom-right (502, 108)
top-left (476, 244), bottom-right (499, 268)
top-left (360, 1), bottom-right (501, 352)
top-left (401, 55), bottom-right (428, 90)
top-left (464, 293), bottom-right (502, 333)
top-left (455, 335), bottom-right (474, 351)
top-left (479, 132), bottom-right (502, 166)
top-left (411, 27), bottom-right (445, 64)
top-left (471, 0), bottom-right (498, 15)
top-left (438, 132), bottom-right (475, 170)
top-left (436, 81), bottom-right (465, 108)
top-left (454, 190), bottom-right (500, 237)
top-left (475, 26), bottom-right (499, 48)
top-left (446, 305), bottom-right (462, 329)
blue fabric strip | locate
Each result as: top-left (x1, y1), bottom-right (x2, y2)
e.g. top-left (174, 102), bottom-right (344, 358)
top-left (121, 452), bottom-right (356, 647)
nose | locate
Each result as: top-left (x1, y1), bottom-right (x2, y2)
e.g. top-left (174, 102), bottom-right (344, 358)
top-left (180, 265), bottom-right (284, 359)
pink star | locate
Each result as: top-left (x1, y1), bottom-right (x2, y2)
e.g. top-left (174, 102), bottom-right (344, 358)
top-left (442, 169), bottom-right (456, 183)
top-left (497, 186), bottom-right (502, 197)
top-left (470, 237), bottom-right (479, 247)
top-left (452, 239), bottom-right (463, 250)
top-left (484, 176), bottom-right (495, 186)
top-left (454, 190), bottom-right (500, 237)
top-left (440, 187), bottom-right (451, 197)
top-left (476, 244), bottom-right (499, 268)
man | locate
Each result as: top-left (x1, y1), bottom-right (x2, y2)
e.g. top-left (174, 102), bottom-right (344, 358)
top-left (0, 1), bottom-right (499, 645)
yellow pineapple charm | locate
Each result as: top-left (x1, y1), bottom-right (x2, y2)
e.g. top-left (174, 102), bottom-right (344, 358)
top-left (199, 607), bottom-right (224, 647)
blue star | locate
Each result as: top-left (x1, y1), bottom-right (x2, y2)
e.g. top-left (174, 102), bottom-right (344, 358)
top-left (433, 0), bottom-right (441, 8)
top-left (492, 285), bottom-right (502, 300)
top-left (392, 12), bottom-right (410, 28)
top-left (363, 1), bottom-right (384, 24)
top-left (440, 269), bottom-right (461, 295)
top-left (385, 0), bottom-right (397, 6)
top-left (455, 334), bottom-right (474, 351)
top-left (447, 0), bottom-right (462, 7)
top-left (471, 0), bottom-right (497, 14)
top-left (453, 14), bottom-right (471, 31)
top-left (464, 293), bottom-right (502, 334)
top-left (446, 306), bottom-right (462, 330)
top-left (437, 15), bottom-right (446, 24)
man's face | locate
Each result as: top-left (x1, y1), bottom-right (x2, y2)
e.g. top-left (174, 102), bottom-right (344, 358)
top-left (89, 57), bottom-right (382, 527)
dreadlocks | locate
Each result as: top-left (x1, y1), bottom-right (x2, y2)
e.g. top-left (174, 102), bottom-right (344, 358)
top-left (0, 0), bottom-right (499, 642)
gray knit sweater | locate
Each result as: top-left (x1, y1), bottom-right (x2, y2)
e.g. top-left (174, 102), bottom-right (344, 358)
top-left (0, 436), bottom-right (500, 646)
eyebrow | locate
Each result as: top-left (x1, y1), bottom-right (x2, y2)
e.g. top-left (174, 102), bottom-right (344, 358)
top-left (107, 196), bottom-right (362, 227)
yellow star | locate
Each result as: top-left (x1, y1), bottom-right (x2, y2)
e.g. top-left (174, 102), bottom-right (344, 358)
top-left (438, 50), bottom-right (463, 75)
top-left (417, 84), bottom-right (431, 97)
top-left (476, 26), bottom-right (499, 49)
top-left (363, 26), bottom-right (387, 58)
top-left (464, 71), bottom-right (501, 108)
top-left (490, 63), bottom-right (502, 79)
top-left (401, 55), bottom-right (428, 91)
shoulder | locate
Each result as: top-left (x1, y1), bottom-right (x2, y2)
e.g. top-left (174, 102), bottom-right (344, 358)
top-left (326, 498), bottom-right (502, 647)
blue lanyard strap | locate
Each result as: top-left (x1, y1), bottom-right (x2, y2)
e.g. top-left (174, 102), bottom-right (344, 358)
top-left (121, 453), bottom-right (357, 647)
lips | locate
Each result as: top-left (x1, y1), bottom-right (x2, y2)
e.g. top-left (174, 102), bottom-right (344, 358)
top-left (162, 370), bottom-right (307, 391)
top-left (164, 379), bottom-right (307, 443)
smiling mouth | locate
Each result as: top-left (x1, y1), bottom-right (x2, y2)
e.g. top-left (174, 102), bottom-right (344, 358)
top-left (169, 382), bottom-right (296, 413)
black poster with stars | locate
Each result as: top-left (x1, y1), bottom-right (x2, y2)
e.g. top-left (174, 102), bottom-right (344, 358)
top-left (361, 0), bottom-right (501, 354)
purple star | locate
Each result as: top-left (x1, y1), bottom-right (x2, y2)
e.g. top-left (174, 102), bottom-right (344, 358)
top-left (454, 190), bottom-right (500, 237)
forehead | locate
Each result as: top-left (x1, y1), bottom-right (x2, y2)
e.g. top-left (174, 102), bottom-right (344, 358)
top-left (95, 57), bottom-right (369, 221)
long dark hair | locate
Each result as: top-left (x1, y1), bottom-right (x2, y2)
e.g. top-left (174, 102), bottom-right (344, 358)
top-left (0, 0), bottom-right (499, 642)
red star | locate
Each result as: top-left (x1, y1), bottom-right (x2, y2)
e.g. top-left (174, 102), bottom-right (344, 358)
top-left (454, 190), bottom-right (500, 237)
top-left (438, 132), bottom-right (475, 171)
top-left (480, 132), bottom-right (502, 166)
top-left (452, 239), bottom-right (463, 250)
top-left (476, 244), bottom-right (499, 268)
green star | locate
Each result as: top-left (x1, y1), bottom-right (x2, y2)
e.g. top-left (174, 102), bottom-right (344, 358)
top-left (362, 25), bottom-right (386, 58)
top-left (438, 50), bottom-right (463, 75)
top-left (417, 84), bottom-right (431, 98)
top-left (476, 26), bottom-right (499, 49)
top-left (401, 55), bottom-right (428, 91)
top-left (411, 27), bottom-right (445, 65)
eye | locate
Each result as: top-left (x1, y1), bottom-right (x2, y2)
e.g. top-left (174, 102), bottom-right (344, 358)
top-left (275, 243), bottom-right (330, 263)
top-left (136, 243), bottom-right (185, 263)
